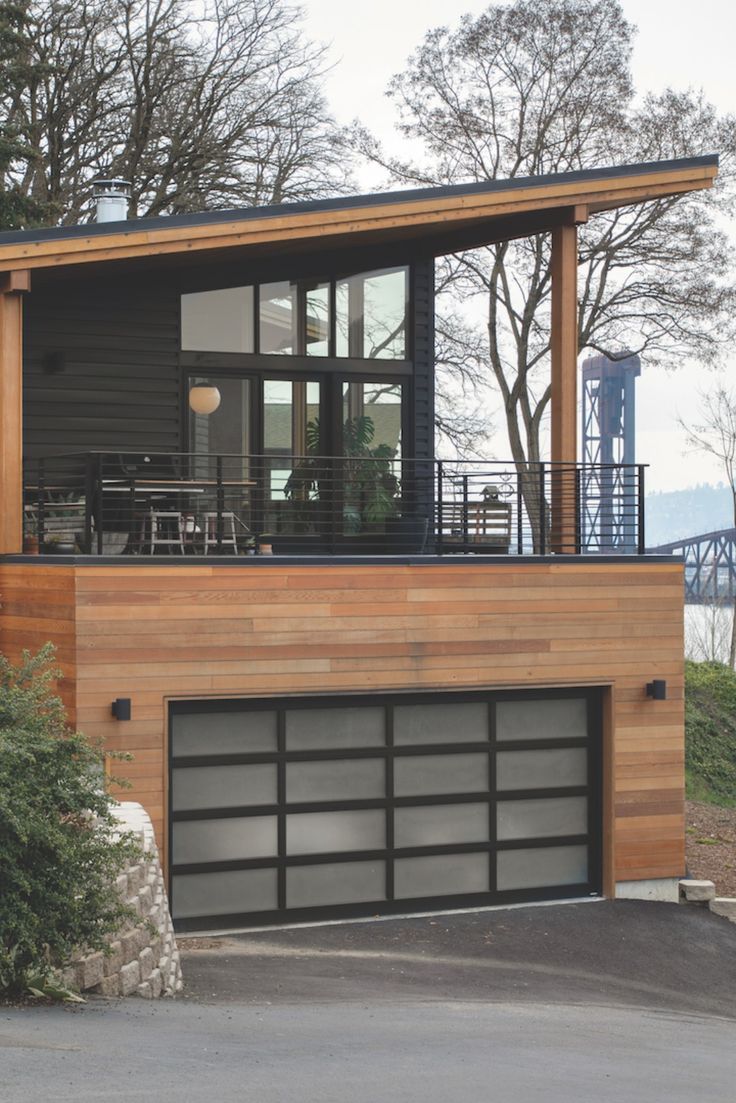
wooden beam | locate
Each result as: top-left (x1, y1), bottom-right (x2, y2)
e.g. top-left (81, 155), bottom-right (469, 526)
top-left (0, 284), bottom-right (25, 554)
top-left (550, 221), bottom-right (578, 554)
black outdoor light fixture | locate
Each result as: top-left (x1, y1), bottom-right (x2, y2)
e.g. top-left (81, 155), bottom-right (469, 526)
top-left (111, 697), bottom-right (132, 720)
top-left (646, 680), bottom-right (667, 701)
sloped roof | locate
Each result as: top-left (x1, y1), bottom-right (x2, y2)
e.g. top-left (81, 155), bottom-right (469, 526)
top-left (0, 155), bottom-right (718, 273)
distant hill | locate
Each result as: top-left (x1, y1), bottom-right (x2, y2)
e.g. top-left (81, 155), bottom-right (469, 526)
top-left (646, 483), bottom-right (733, 547)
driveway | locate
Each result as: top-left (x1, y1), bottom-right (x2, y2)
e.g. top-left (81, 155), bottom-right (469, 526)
top-left (2, 900), bottom-right (735, 1102)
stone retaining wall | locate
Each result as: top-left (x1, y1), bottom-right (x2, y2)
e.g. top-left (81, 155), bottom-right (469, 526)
top-left (62, 802), bottom-right (182, 999)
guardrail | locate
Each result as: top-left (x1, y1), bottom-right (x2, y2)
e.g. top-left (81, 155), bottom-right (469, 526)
top-left (22, 451), bottom-right (646, 557)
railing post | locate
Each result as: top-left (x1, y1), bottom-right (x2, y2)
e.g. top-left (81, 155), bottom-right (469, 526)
top-left (96, 453), bottom-right (104, 555)
top-left (84, 453), bottom-right (94, 554)
top-left (436, 461), bottom-right (444, 555)
top-left (216, 454), bottom-right (224, 552)
top-left (516, 468), bottom-right (523, 556)
top-left (637, 464), bottom-right (646, 555)
top-left (538, 462), bottom-right (546, 556)
top-left (37, 457), bottom-right (46, 546)
top-left (462, 473), bottom-right (469, 553)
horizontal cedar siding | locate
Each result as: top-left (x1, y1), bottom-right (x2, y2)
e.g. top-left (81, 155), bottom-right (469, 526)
top-left (0, 559), bottom-right (684, 879)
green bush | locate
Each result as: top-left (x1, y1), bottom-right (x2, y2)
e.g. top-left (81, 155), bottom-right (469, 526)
top-left (0, 645), bottom-right (138, 998)
top-left (685, 659), bottom-right (736, 808)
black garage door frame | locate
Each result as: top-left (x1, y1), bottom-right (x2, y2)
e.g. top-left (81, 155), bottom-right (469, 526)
top-left (169, 686), bottom-right (603, 932)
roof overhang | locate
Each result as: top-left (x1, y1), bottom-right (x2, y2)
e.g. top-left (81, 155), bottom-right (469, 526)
top-left (0, 156), bottom-right (718, 275)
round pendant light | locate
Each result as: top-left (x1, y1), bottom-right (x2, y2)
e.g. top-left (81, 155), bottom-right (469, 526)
top-left (189, 384), bottom-right (221, 415)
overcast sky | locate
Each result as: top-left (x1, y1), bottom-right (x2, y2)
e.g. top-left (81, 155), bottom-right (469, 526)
top-left (300, 0), bottom-right (736, 493)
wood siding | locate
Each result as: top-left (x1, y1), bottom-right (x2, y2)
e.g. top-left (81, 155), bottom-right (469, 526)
top-left (0, 558), bottom-right (685, 886)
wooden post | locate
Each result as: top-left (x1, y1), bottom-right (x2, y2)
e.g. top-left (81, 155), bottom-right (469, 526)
top-left (0, 271), bottom-right (30, 554)
top-left (550, 216), bottom-right (582, 553)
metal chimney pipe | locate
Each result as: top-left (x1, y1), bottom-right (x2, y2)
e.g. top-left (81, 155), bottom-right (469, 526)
top-left (92, 178), bottom-right (131, 223)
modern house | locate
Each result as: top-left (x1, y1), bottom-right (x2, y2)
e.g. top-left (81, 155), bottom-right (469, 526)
top-left (0, 155), bottom-right (717, 931)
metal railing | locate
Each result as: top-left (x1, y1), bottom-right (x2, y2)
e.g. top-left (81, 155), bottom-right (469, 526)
top-left (22, 451), bottom-right (646, 557)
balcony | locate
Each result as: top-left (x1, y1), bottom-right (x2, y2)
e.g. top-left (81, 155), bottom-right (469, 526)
top-left (22, 451), bottom-right (646, 558)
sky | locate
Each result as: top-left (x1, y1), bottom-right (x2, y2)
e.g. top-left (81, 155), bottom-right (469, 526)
top-left (300, 0), bottom-right (736, 493)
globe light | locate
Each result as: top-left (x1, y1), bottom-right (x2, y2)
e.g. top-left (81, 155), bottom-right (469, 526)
top-left (188, 385), bottom-right (221, 415)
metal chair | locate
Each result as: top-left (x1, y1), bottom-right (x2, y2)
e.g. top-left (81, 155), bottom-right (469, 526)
top-left (202, 512), bottom-right (239, 554)
top-left (146, 510), bottom-right (185, 554)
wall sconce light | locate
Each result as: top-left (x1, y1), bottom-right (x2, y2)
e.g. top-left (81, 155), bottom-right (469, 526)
top-left (111, 698), bottom-right (132, 721)
top-left (646, 680), bottom-right (667, 701)
top-left (188, 384), bottom-right (221, 415)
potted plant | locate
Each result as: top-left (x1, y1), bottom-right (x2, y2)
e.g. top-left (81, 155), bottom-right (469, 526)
top-left (43, 533), bottom-right (77, 555)
top-left (285, 415), bottom-right (400, 538)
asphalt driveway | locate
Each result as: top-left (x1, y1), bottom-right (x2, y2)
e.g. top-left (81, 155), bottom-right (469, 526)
top-left (180, 898), bottom-right (736, 1018)
top-left (2, 900), bottom-right (735, 1102)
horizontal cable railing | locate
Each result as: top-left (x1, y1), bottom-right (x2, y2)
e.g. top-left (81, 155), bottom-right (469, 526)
top-left (21, 451), bottom-right (646, 557)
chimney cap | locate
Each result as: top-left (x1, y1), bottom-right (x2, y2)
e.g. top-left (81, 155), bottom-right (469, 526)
top-left (92, 177), bottom-right (131, 196)
top-left (91, 177), bottom-right (131, 223)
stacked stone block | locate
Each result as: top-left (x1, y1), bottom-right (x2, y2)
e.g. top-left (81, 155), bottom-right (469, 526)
top-left (62, 802), bottom-right (183, 999)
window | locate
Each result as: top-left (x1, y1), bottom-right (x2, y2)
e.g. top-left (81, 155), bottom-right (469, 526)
top-left (181, 269), bottom-right (408, 360)
top-left (181, 286), bottom-right (254, 353)
top-left (336, 268), bottom-right (407, 359)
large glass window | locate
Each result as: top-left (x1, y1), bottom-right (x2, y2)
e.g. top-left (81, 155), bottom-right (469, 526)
top-left (260, 282), bottom-right (297, 355)
top-left (336, 268), bottom-right (407, 359)
top-left (181, 268), bottom-right (408, 360)
top-left (305, 283), bottom-right (330, 356)
top-left (181, 286), bottom-right (254, 353)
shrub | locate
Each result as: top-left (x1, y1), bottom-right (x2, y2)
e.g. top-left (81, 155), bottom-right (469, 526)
top-left (685, 659), bottom-right (736, 807)
top-left (0, 645), bottom-right (138, 998)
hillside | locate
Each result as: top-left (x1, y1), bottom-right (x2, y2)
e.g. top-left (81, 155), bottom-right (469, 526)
top-left (685, 660), bottom-right (736, 807)
top-left (646, 484), bottom-right (733, 547)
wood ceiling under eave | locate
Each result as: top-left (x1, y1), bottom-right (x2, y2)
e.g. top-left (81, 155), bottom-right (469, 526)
top-left (1, 159), bottom-right (717, 284)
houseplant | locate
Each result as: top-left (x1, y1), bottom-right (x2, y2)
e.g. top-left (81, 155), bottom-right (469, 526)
top-left (285, 415), bottom-right (400, 537)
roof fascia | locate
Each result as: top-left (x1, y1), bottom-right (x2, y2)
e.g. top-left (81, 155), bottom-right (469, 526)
top-left (0, 161), bottom-right (717, 273)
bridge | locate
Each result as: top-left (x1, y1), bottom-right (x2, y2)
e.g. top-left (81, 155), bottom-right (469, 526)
top-left (649, 527), bottom-right (736, 604)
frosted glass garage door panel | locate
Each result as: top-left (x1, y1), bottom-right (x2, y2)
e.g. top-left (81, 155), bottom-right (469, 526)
top-left (394, 803), bottom-right (489, 848)
top-left (496, 698), bottom-right (588, 741)
top-left (496, 748), bottom-right (588, 791)
top-left (171, 710), bottom-right (277, 757)
top-left (496, 845), bottom-right (588, 890)
top-left (287, 861), bottom-right (386, 908)
top-left (172, 764), bottom-right (276, 811)
top-left (287, 810), bottom-right (385, 855)
top-left (497, 797), bottom-right (588, 841)
top-left (173, 868), bottom-right (277, 919)
top-left (394, 753), bottom-right (488, 797)
top-left (285, 707), bottom-right (385, 750)
top-left (173, 816), bottom-right (277, 864)
top-left (393, 702), bottom-right (488, 745)
top-left (395, 854), bottom-right (489, 899)
top-left (286, 759), bottom-right (385, 803)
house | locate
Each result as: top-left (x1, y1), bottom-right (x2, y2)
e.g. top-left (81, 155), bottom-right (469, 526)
top-left (0, 156), bottom-right (718, 931)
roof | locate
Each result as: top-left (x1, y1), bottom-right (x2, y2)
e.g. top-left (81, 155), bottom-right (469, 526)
top-left (0, 155), bottom-right (718, 273)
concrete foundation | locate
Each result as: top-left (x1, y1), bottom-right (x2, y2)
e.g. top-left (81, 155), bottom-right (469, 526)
top-left (615, 878), bottom-right (680, 903)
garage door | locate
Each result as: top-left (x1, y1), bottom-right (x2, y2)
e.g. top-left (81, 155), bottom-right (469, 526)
top-left (169, 689), bottom-right (601, 931)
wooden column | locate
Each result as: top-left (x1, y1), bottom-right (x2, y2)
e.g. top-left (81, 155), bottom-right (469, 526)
top-left (550, 215), bottom-right (583, 553)
top-left (0, 271), bottom-right (30, 554)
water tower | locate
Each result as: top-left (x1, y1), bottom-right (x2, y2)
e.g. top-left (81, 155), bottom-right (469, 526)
top-left (581, 352), bottom-right (641, 551)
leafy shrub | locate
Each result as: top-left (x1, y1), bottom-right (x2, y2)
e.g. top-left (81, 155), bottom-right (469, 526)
top-left (685, 659), bottom-right (736, 807)
top-left (0, 645), bottom-right (138, 998)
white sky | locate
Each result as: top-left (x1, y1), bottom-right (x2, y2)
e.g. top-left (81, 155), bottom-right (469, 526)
top-left (300, 0), bottom-right (736, 492)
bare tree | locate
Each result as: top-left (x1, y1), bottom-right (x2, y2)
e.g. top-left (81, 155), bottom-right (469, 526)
top-left (356, 0), bottom-right (736, 487)
top-left (2, 0), bottom-right (351, 223)
top-left (681, 386), bottom-right (736, 666)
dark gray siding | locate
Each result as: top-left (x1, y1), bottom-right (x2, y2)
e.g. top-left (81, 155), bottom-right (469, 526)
top-left (23, 278), bottom-right (181, 460)
top-left (411, 260), bottom-right (435, 460)
top-left (23, 254), bottom-right (436, 462)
